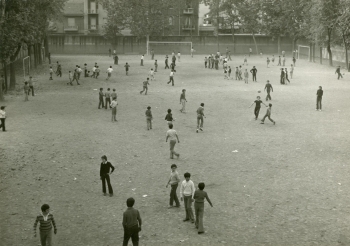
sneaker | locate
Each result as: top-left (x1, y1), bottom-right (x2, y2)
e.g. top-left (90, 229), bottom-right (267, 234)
top-left (200, 128), bottom-right (203, 131)
top-left (183, 219), bottom-right (190, 222)
top-left (198, 232), bottom-right (204, 234)
top-left (273, 121), bottom-right (276, 125)
top-left (319, 109), bottom-right (322, 111)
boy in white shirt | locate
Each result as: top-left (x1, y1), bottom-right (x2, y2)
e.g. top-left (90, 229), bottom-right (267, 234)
top-left (91, 66), bottom-right (96, 78)
top-left (110, 97), bottom-right (118, 122)
top-left (106, 66), bottom-right (113, 80)
top-left (0, 106), bottom-right (6, 132)
top-left (165, 123), bottom-right (180, 159)
top-left (140, 55), bottom-right (144, 66)
top-left (148, 68), bottom-right (155, 81)
top-left (180, 172), bottom-right (195, 223)
top-left (167, 70), bottom-right (175, 86)
top-left (177, 52), bottom-right (181, 62)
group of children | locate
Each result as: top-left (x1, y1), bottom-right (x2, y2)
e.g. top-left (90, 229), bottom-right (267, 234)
top-left (98, 88), bottom-right (118, 122)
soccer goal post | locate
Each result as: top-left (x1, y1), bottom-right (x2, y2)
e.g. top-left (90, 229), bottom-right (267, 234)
top-left (298, 45), bottom-right (311, 61)
top-left (23, 56), bottom-right (30, 81)
top-left (147, 41), bottom-right (193, 55)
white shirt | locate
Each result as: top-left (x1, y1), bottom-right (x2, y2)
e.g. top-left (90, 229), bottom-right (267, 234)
top-left (110, 100), bottom-right (118, 108)
top-left (92, 67), bottom-right (96, 72)
top-left (177, 52), bottom-right (181, 56)
top-left (149, 70), bottom-right (154, 75)
top-left (107, 68), bottom-right (113, 73)
top-left (141, 56), bottom-right (144, 60)
top-left (0, 110), bottom-right (6, 118)
top-left (170, 71), bottom-right (174, 77)
top-left (180, 180), bottom-right (195, 198)
top-left (166, 129), bottom-right (177, 141)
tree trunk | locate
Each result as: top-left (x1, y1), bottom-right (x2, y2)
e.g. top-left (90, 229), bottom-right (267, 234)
top-left (320, 46), bottom-right (322, 64)
top-left (37, 43), bottom-right (42, 65)
top-left (252, 32), bottom-right (258, 55)
top-left (231, 27), bottom-right (235, 54)
top-left (3, 62), bottom-right (8, 93)
top-left (0, 79), bottom-right (3, 101)
top-left (44, 36), bottom-right (49, 58)
top-left (9, 60), bottom-right (16, 90)
top-left (327, 29), bottom-right (333, 66)
top-left (33, 45), bottom-right (37, 68)
top-left (312, 43), bottom-right (316, 62)
top-left (277, 35), bottom-right (281, 54)
top-left (342, 31), bottom-right (349, 71)
top-left (146, 35), bottom-right (149, 55)
top-left (309, 43), bottom-right (312, 62)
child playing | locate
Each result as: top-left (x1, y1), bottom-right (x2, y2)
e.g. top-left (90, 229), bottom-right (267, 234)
top-left (124, 62), bottom-right (130, 75)
top-left (33, 204), bottom-right (57, 246)
top-left (228, 66), bottom-right (232, 79)
top-left (166, 123), bottom-right (180, 159)
top-left (249, 96), bottom-right (268, 120)
top-left (140, 78), bottom-right (150, 95)
top-left (272, 55), bottom-right (275, 63)
top-left (177, 51), bottom-right (181, 62)
top-left (261, 103), bottom-right (275, 125)
top-left (105, 88), bottom-right (111, 109)
top-left (145, 106), bottom-right (153, 130)
top-left (165, 109), bottom-right (174, 125)
top-left (267, 57), bottom-right (270, 67)
top-left (110, 97), bottom-right (118, 122)
top-left (194, 182), bottom-right (213, 234)
top-left (95, 66), bottom-right (100, 79)
top-left (244, 55), bottom-right (248, 66)
top-left (224, 68), bottom-right (228, 79)
top-left (166, 164), bottom-right (181, 208)
top-left (148, 68), bottom-right (155, 81)
top-left (204, 57), bottom-right (207, 68)
top-left (106, 66), bottom-right (113, 80)
top-left (24, 82), bottom-right (29, 101)
top-left (235, 67), bottom-right (239, 80)
top-left (244, 69), bottom-right (249, 84)
top-left (154, 60), bottom-right (158, 72)
top-left (111, 88), bottom-right (117, 100)
top-left (290, 64), bottom-right (294, 78)
top-left (122, 198), bottom-right (142, 246)
top-left (98, 88), bottom-right (104, 109)
top-left (180, 172), bottom-right (195, 223)
top-left (140, 55), bottom-right (144, 66)
top-left (49, 67), bottom-right (53, 80)
top-left (180, 89), bottom-right (187, 113)
top-left (91, 66), bottom-right (96, 78)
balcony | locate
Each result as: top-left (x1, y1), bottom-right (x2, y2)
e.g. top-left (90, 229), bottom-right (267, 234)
top-left (183, 8), bottom-right (194, 14)
top-left (199, 25), bottom-right (214, 31)
top-left (88, 9), bottom-right (98, 14)
top-left (182, 25), bottom-right (195, 30)
top-left (64, 26), bottom-right (79, 31)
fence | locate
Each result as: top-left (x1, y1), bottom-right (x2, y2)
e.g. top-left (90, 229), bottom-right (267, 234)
top-left (48, 34), bottom-right (293, 55)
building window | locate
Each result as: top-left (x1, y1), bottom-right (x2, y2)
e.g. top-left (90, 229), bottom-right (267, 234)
top-left (169, 16), bottom-right (173, 26)
top-left (68, 18), bottom-right (76, 27)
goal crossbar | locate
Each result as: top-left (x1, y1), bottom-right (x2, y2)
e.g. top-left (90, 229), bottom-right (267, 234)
top-left (147, 41), bottom-right (192, 55)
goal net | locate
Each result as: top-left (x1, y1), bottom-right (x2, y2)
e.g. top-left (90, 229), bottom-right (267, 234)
top-left (23, 56), bottom-right (30, 81)
top-left (298, 45), bottom-right (311, 61)
top-left (147, 41), bottom-right (192, 55)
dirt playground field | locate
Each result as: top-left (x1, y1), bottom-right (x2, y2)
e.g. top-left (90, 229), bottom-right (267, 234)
top-left (1, 53), bottom-right (350, 246)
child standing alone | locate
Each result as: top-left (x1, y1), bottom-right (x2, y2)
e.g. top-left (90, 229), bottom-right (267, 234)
top-left (33, 204), bottom-right (58, 246)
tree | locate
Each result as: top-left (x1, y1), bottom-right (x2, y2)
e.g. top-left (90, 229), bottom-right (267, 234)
top-left (337, 0), bottom-right (350, 70)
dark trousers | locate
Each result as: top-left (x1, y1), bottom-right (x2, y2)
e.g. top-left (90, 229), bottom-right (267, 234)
top-left (337, 72), bottom-right (343, 79)
top-left (28, 86), bottom-right (34, 96)
top-left (205, 62), bottom-right (207, 68)
top-left (316, 97), bottom-right (322, 110)
top-left (165, 63), bottom-right (169, 69)
top-left (184, 195), bottom-right (194, 220)
top-left (123, 225), bottom-right (139, 246)
top-left (0, 118), bottom-right (5, 131)
top-left (105, 98), bottom-right (111, 109)
top-left (101, 174), bottom-right (113, 194)
top-left (280, 77), bottom-right (285, 84)
top-left (167, 77), bottom-right (174, 86)
top-left (254, 107), bottom-right (260, 119)
top-left (285, 75), bottom-right (290, 83)
top-left (262, 114), bottom-right (274, 123)
top-left (84, 69), bottom-right (88, 77)
top-left (252, 74), bottom-right (256, 81)
top-left (266, 91), bottom-right (271, 101)
top-left (98, 98), bottom-right (104, 109)
top-left (194, 203), bottom-right (205, 232)
top-left (140, 60), bottom-right (143, 66)
top-left (170, 183), bottom-right (180, 206)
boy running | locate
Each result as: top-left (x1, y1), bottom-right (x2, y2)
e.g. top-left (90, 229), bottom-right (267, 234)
top-left (335, 66), bottom-right (343, 79)
top-left (140, 78), bottom-right (150, 95)
top-left (260, 103), bottom-right (275, 125)
top-left (167, 70), bottom-right (175, 86)
top-left (249, 96), bottom-right (268, 120)
top-left (106, 66), bottom-right (113, 80)
top-left (124, 63), bottom-right (130, 75)
top-left (148, 68), bottom-right (155, 80)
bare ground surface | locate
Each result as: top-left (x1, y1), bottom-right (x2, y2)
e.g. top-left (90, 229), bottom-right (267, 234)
top-left (1, 54), bottom-right (350, 246)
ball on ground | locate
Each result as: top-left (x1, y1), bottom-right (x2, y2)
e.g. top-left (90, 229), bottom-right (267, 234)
top-left (258, 90), bottom-right (261, 93)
